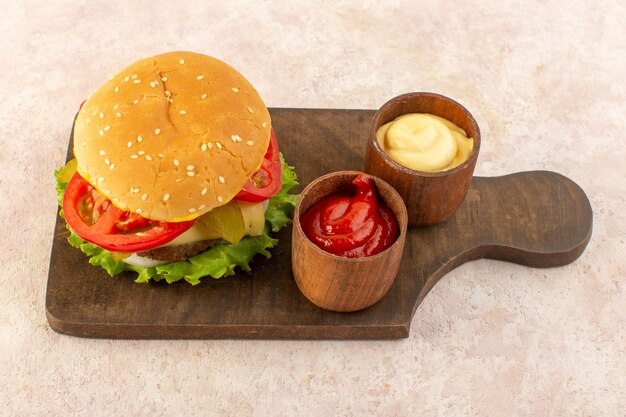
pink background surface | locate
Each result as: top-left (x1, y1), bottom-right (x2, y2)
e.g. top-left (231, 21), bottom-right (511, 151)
top-left (1, 1), bottom-right (624, 415)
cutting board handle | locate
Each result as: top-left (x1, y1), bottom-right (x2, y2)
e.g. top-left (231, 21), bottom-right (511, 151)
top-left (411, 170), bottom-right (593, 307)
top-left (411, 170), bottom-right (592, 299)
top-left (468, 170), bottom-right (592, 267)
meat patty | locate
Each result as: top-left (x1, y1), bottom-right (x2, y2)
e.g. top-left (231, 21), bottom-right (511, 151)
top-left (137, 240), bottom-right (214, 262)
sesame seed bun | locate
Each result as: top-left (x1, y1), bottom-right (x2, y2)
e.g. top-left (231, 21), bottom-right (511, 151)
top-left (73, 51), bottom-right (271, 221)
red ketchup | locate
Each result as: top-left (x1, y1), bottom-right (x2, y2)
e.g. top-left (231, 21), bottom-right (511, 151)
top-left (301, 174), bottom-right (399, 258)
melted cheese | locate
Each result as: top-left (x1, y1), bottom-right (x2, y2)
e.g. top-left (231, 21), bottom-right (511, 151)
top-left (123, 200), bottom-right (268, 267)
top-left (166, 200), bottom-right (266, 246)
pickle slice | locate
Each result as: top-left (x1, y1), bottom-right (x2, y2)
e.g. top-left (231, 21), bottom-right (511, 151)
top-left (57, 158), bottom-right (78, 183)
top-left (197, 202), bottom-right (246, 244)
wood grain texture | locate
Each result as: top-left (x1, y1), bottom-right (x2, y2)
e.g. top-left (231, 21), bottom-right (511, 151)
top-left (46, 108), bottom-right (593, 339)
top-left (291, 171), bottom-right (408, 312)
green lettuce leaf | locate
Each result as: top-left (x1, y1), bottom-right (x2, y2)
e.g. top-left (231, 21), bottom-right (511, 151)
top-left (265, 153), bottom-right (300, 232)
top-left (55, 155), bottom-right (299, 285)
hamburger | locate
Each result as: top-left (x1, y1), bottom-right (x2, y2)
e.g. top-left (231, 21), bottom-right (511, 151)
top-left (55, 51), bottom-right (298, 285)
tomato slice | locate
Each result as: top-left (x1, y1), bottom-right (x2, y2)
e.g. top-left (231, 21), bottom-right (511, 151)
top-left (233, 128), bottom-right (282, 203)
top-left (63, 173), bottom-right (196, 252)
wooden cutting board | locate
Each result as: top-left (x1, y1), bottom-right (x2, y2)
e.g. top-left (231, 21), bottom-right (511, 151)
top-left (46, 108), bottom-right (593, 339)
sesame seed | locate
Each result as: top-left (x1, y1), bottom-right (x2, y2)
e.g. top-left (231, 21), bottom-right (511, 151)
top-left (137, 135), bottom-right (143, 142)
top-left (247, 106), bottom-right (254, 114)
top-left (246, 140), bottom-right (254, 146)
top-left (186, 165), bottom-right (194, 171)
top-left (109, 164), bottom-right (115, 170)
top-left (154, 128), bottom-right (161, 135)
top-left (218, 176), bottom-right (225, 184)
top-left (86, 118), bottom-right (91, 123)
top-left (104, 158), bottom-right (110, 165)
top-left (201, 188), bottom-right (207, 195)
top-left (207, 142), bottom-right (213, 149)
top-left (232, 87), bottom-right (239, 93)
top-left (176, 178), bottom-right (182, 183)
top-left (104, 125), bottom-right (111, 131)
top-left (99, 129), bottom-right (104, 136)
top-left (150, 81), bottom-right (157, 88)
top-left (231, 134), bottom-right (241, 142)
top-left (124, 76), bottom-right (129, 82)
top-left (198, 205), bottom-right (206, 210)
top-left (131, 74), bottom-right (138, 79)
top-left (216, 142), bottom-right (222, 149)
top-left (173, 159), bottom-right (180, 167)
top-left (133, 79), bottom-right (141, 84)
top-left (99, 112), bottom-right (104, 118)
top-left (262, 122), bottom-right (267, 128)
top-left (133, 99), bottom-right (139, 105)
top-left (99, 150), bottom-right (106, 155)
top-left (217, 196), bottom-right (224, 203)
top-left (116, 112), bottom-right (122, 118)
top-left (187, 171), bottom-right (195, 177)
top-left (167, 97), bottom-right (174, 103)
top-left (114, 86), bottom-right (119, 93)
top-left (141, 193), bottom-right (148, 201)
top-left (127, 141), bottom-right (133, 148)
top-left (179, 59), bottom-right (185, 65)
top-left (201, 93), bottom-right (207, 100)
top-left (164, 90), bottom-right (171, 97)
top-left (201, 143), bottom-right (207, 151)
top-left (188, 208), bottom-right (196, 213)
top-left (130, 154), bottom-right (138, 159)
top-left (98, 177), bottom-right (104, 184)
top-left (196, 75), bottom-right (204, 80)
top-left (114, 104), bottom-right (120, 109)
top-left (161, 76), bottom-right (168, 82)
top-left (145, 155), bottom-right (152, 161)
top-left (163, 194), bottom-right (170, 202)
top-left (138, 150), bottom-right (145, 155)
top-left (179, 110), bottom-right (187, 115)
top-left (136, 208), bottom-right (142, 214)
top-left (158, 153), bottom-right (165, 158)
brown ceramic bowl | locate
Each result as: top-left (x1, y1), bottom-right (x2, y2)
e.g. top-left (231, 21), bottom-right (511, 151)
top-left (364, 92), bottom-right (481, 226)
top-left (291, 171), bottom-right (408, 312)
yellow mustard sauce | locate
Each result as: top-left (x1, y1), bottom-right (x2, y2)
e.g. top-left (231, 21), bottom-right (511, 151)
top-left (376, 113), bottom-right (474, 172)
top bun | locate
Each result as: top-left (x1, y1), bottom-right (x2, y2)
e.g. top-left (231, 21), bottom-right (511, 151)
top-left (73, 51), bottom-right (272, 221)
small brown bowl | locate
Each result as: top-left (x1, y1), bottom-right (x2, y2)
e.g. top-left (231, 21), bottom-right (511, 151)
top-left (291, 171), bottom-right (408, 312)
top-left (364, 92), bottom-right (481, 226)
